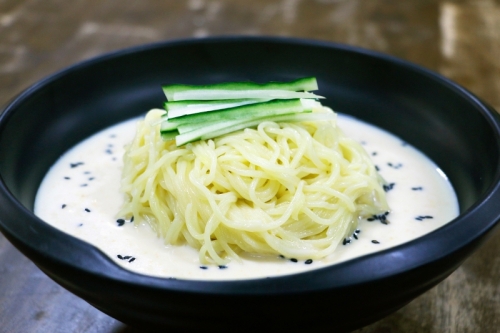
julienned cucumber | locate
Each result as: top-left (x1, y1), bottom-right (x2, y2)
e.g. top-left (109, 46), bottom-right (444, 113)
top-left (165, 112), bottom-right (336, 146)
top-left (165, 90), bottom-right (323, 102)
top-left (164, 98), bottom-right (270, 118)
top-left (159, 77), bottom-right (334, 146)
top-left (160, 99), bottom-right (320, 132)
top-left (163, 77), bottom-right (319, 101)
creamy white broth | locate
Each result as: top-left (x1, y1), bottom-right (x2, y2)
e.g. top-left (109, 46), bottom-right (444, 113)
top-left (34, 114), bottom-right (459, 280)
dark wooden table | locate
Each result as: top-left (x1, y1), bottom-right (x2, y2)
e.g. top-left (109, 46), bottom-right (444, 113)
top-left (1, 1), bottom-right (500, 332)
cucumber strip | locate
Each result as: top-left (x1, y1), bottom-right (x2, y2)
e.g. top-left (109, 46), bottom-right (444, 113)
top-left (161, 130), bottom-right (179, 141)
top-left (176, 112), bottom-right (336, 146)
top-left (160, 120), bottom-right (181, 132)
top-left (163, 77), bottom-right (318, 101)
top-left (167, 89), bottom-right (323, 102)
top-left (160, 99), bottom-right (320, 132)
top-left (175, 119), bottom-right (252, 145)
top-left (175, 110), bottom-right (313, 134)
top-left (165, 98), bottom-right (270, 118)
top-left (176, 119), bottom-right (227, 134)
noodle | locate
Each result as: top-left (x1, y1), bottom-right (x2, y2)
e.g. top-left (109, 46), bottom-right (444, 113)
top-left (118, 108), bottom-right (389, 265)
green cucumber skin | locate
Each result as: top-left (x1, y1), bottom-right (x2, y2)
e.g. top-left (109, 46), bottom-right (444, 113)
top-left (160, 120), bottom-right (180, 132)
top-left (164, 98), bottom-right (269, 118)
top-left (174, 119), bottom-right (244, 145)
top-left (164, 98), bottom-right (265, 111)
top-left (176, 112), bottom-right (336, 146)
top-left (161, 99), bottom-right (310, 131)
top-left (168, 90), bottom-right (323, 102)
top-left (160, 130), bottom-right (179, 141)
top-left (175, 109), bottom-right (313, 134)
top-left (163, 77), bottom-right (318, 101)
top-left (158, 77), bottom-right (333, 145)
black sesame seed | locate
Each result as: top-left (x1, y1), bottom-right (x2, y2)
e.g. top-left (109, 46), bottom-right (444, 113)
top-left (387, 162), bottom-right (403, 169)
top-left (412, 186), bottom-right (423, 191)
top-left (130, 216), bottom-right (134, 222)
top-left (353, 234), bottom-right (358, 240)
top-left (88, 177), bottom-right (95, 181)
top-left (279, 254), bottom-right (285, 259)
top-left (116, 219), bottom-right (125, 226)
top-left (305, 259), bottom-right (313, 264)
top-left (343, 238), bottom-right (352, 245)
top-left (80, 184), bottom-right (88, 187)
top-left (117, 255), bottom-right (135, 262)
top-left (64, 176), bottom-right (70, 180)
top-left (290, 258), bottom-right (298, 263)
top-left (84, 208), bottom-right (91, 212)
top-left (372, 240), bottom-right (380, 244)
top-left (415, 215), bottom-right (433, 221)
top-left (70, 162), bottom-right (84, 168)
top-left (78, 223), bottom-right (83, 227)
top-left (375, 165), bottom-right (380, 171)
top-left (61, 204), bottom-right (66, 209)
top-left (200, 266), bottom-right (208, 270)
top-left (218, 265), bottom-right (227, 269)
top-left (84, 171), bottom-right (91, 174)
top-left (383, 183), bottom-right (395, 192)
top-left (355, 229), bottom-right (361, 234)
top-left (105, 149), bottom-right (113, 155)
top-left (371, 152), bottom-right (377, 156)
top-left (368, 212), bottom-right (391, 225)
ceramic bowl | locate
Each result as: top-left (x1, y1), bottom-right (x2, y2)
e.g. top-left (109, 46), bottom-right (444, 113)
top-left (1, 37), bottom-right (500, 332)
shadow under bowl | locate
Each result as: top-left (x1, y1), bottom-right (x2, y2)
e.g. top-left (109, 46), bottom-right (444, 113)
top-left (1, 37), bottom-right (500, 332)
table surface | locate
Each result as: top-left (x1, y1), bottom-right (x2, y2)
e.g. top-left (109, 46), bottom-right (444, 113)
top-left (1, 1), bottom-right (500, 332)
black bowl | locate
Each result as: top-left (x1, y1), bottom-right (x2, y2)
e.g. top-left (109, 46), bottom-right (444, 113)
top-left (1, 37), bottom-right (500, 332)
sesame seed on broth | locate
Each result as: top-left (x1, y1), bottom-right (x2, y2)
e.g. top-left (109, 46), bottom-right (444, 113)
top-left (34, 115), bottom-right (459, 281)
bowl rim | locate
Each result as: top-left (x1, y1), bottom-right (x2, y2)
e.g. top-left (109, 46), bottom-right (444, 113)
top-left (1, 35), bottom-right (500, 295)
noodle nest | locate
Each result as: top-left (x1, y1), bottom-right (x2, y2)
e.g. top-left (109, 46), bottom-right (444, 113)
top-left (119, 108), bottom-right (389, 265)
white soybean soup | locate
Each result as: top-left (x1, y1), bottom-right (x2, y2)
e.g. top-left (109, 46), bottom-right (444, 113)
top-left (35, 114), bottom-right (459, 280)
